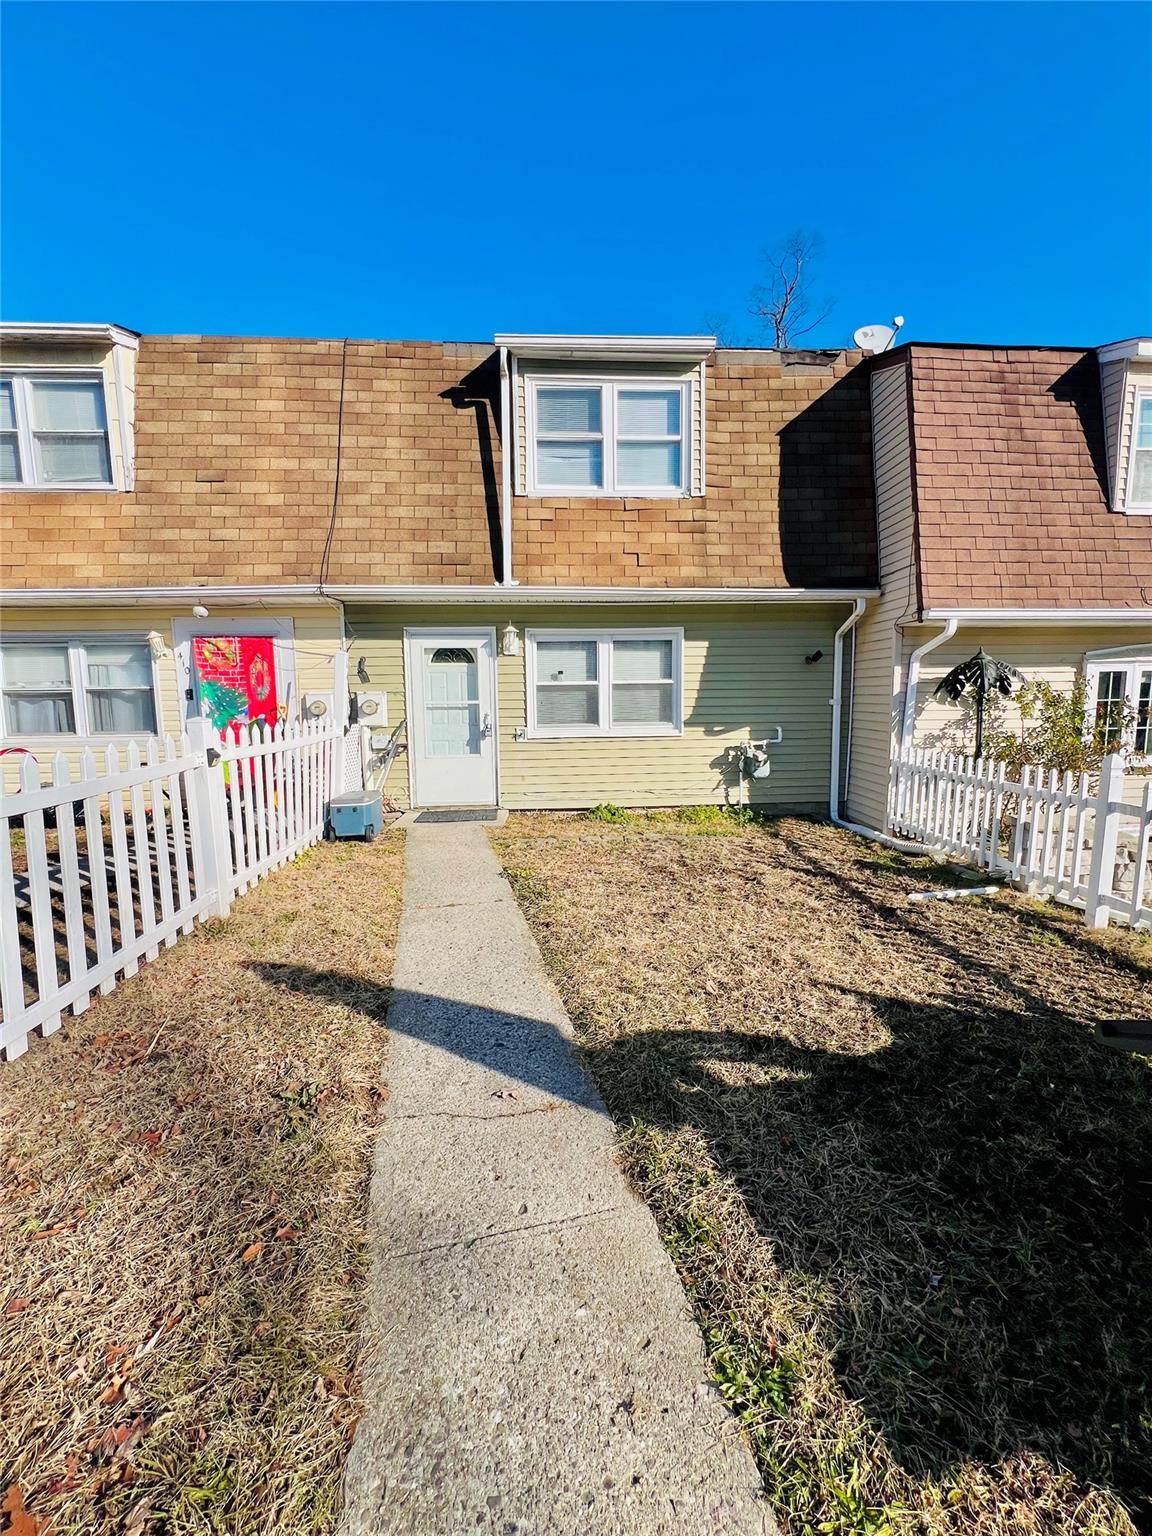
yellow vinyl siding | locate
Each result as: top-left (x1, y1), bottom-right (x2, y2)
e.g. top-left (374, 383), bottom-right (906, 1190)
top-left (907, 625), bottom-right (1152, 807)
top-left (847, 360), bottom-right (914, 828)
top-left (0, 603), bottom-right (343, 790)
top-left (345, 601), bottom-right (853, 810)
top-left (1111, 358), bottom-right (1152, 509)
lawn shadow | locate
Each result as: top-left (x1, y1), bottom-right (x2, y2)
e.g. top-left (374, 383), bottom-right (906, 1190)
top-left (252, 877), bottom-right (1152, 1529)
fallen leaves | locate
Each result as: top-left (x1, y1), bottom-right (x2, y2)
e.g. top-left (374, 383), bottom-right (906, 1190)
top-left (241, 1241), bottom-right (264, 1265)
top-left (2, 1485), bottom-right (46, 1536)
top-left (4, 1296), bottom-right (30, 1316)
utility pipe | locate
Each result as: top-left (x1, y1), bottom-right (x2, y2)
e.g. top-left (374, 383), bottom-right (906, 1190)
top-left (899, 618), bottom-right (959, 753)
top-left (498, 345), bottom-right (516, 587)
top-left (828, 597), bottom-right (928, 853)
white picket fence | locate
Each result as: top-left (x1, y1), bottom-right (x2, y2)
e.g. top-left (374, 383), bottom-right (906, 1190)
top-left (1, 716), bottom-right (342, 1062)
top-left (890, 748), bottom-right (1152, 931)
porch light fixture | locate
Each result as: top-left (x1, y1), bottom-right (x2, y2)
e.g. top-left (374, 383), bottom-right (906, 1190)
top-left (502, 623), bottom-right (521, 657)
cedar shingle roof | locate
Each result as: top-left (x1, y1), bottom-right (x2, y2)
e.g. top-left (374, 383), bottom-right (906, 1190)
top-left (897, 344), bottom-right (1152, 609)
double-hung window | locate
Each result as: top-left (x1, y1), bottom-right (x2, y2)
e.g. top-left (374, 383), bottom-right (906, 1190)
top-left (0, 639), bottom-right (159, 737)
top-left (527, 630), bottom-right (682, 737)
top-left (1126, 391), bottom-right (1152, 511)
top-left (529, 378), bottom-right (690, 495)
top-left (0, 372), bottom-right (115, 489)
top-left (1087, 657), bottom-right (1152, 761)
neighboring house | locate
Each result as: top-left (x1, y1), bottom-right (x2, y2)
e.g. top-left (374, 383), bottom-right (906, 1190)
top-left (1, 323), bottom-right (1148, 819)
top-left (0, 324), bottom-right (877, 811)
top-left (847, 340), bottom-right (1152, 829)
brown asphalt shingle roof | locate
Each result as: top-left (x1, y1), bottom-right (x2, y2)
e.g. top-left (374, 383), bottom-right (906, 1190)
top-left (897, 344), bottom-right (1152, 610)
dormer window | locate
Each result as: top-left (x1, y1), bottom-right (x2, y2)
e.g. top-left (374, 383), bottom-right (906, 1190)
top-left (0, 372), bottom-right (115, 488)
top-left (1127, 391), bottom-right (1152, 510)
top-left (529, 379), bottom-right (690, 496)
top-left (498, 335), bottom-right (715, 500)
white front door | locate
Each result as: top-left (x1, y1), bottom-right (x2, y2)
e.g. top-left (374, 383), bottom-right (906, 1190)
top-left (406, 629), bottom-right (498, 806)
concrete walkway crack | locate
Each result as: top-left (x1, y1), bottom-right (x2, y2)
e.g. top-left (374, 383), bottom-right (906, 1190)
top-left (390, 1203), bottom-right (624, 1259)
top-left (389, 1101), bottom-right (566, 1121)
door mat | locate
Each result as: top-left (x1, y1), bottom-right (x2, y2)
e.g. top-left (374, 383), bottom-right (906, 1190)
top-left (414, 810), bottom-right (500, 824)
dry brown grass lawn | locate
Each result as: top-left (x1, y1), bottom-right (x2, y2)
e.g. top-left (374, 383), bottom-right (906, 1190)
top-left (492, 810), bottom-right (1152, 1536)
top-left (0, 832), bottom-right (404, 1535)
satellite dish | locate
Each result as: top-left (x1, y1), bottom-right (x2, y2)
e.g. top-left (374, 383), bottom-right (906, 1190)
top-left (853, 323), bottom-right (897, 353)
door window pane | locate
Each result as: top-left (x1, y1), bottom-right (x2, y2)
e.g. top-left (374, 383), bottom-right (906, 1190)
top-left (37, 434), bottom-right (112, 484)
top-left (1135, 670), bottom-right (1151, 755)
top-left (425, 648), bottom-right (479, 756)
top-left (1094, 670), bottom-right (1127, 747)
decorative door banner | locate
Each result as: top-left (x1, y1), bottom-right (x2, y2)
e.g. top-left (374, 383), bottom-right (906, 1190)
top-left (192, 635), bottom-right (279, 731)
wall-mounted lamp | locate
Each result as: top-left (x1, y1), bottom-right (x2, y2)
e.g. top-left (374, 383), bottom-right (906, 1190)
top-left (147, 630), bottom-right (170, 661)
top-left (805, 650), bottom-right (824, 665)
top-left (357, 656), bottom-right (371, 684)
top-left (502, 623), bottom-right (521, 657)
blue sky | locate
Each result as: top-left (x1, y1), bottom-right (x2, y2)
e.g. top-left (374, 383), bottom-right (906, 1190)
top-left (2, 2), bottom-right (1149, 347)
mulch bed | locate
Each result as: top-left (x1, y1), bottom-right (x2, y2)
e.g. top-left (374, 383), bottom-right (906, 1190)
top-left (493, 810), bottom-right (1152, 1536)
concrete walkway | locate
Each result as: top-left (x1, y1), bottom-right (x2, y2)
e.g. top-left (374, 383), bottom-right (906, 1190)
top-left (341, 822), bottom-right (777, 1536)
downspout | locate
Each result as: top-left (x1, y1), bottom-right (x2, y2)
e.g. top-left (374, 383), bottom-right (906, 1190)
top-left (828, 597), bottom-right (927, 853)
top-left (498, 345), bottom-right (516, 586)
top-left (899, 618), bottom-right (958, 753)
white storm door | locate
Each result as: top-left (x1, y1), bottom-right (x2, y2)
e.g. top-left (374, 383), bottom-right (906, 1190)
top-left (406, 629), bottom-right (498, 806)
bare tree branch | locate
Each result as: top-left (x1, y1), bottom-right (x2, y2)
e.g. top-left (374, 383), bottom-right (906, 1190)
top-left (749, 230), bottom-right (836, 349)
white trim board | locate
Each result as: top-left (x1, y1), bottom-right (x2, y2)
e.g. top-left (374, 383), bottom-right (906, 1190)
top-left (2, 585), bottom-right (881, 606)
top-left (918, 609), bottom-right (1152, 625)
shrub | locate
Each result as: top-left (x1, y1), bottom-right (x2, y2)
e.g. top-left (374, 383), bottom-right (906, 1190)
top-left (586, 803), bottom-right (632, 824)
top-left (985, 677), bottom-right (1129, 777)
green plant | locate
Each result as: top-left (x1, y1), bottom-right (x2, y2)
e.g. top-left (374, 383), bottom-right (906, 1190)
top-left (586, 803), bottom-right (631, 824)
top-left (986, 677), bottom-right (1129, 776)
top-left (675, 804), bottom-right (758, 834)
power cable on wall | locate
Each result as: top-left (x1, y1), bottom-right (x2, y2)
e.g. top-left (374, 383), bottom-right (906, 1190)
top-left (318, 337), bottom-right (350, 590)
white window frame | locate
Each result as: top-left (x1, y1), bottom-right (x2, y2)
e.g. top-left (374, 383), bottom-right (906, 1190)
top-left (1085, 655), bottom-right (1152, 764)
top-left (0, 369), bottom-right (118, 491)
top-left (525, 627), bottom-right (684, 739)
top-left (0, 635), bottom-right (162, 740)
top-left (1124, 387), bottom-right (1152, 514)
top-left (525, 375), bottom-right (693, 497)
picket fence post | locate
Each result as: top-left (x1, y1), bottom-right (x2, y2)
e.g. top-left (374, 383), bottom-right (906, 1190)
top-left (1084, 753), bottom-right (1124, 930)
top-left (185, 716), bottom-right (233, 919)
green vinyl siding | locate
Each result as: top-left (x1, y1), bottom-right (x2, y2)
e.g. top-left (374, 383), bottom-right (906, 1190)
top-left (345, 601), bottom-right (856, 811)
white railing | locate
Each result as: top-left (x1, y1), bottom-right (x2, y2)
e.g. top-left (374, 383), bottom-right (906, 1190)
top-left (1, 716), bottom-right (343, 1062)
top-left (890, 749), bottom-right (1151, 931)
